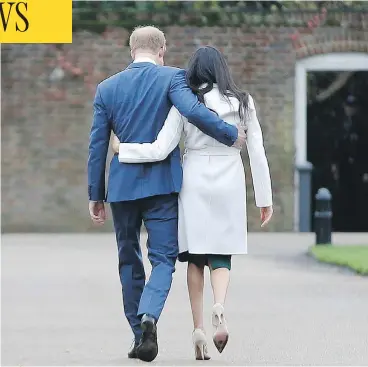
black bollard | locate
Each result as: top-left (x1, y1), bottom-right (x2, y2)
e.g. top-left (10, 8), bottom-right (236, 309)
top-left (314, 188), bottom-right (332, 245)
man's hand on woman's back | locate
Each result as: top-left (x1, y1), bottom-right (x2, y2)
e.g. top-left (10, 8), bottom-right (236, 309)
top-left (232, 125), bottom-right (247, 149)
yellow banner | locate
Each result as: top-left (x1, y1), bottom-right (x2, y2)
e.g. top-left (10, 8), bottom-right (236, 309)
top-left (0, 0), bottom-right (72, 43)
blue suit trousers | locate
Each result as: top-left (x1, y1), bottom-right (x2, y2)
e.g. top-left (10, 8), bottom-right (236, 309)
top-left (110, 194), bottom-right (179, 341)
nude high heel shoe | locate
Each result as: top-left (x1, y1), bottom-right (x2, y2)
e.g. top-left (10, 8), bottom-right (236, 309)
top-left (192, 329), bottom-right (211, 360)
top-left (212, 303), bottom-right (229, 353)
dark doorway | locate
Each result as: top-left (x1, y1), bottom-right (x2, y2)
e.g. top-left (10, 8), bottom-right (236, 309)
top-left (307, 71), bottom-right (368, 232)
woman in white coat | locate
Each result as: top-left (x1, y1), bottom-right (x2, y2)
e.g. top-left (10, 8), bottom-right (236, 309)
top-left (112, 46), bottom-right (273, 360)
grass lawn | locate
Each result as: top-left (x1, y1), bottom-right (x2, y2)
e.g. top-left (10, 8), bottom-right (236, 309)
top-left (310, 245), bottom-right (368, 275)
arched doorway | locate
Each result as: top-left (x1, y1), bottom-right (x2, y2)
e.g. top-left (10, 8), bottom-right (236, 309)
top-left (294, 52), bottom-right (368, 232)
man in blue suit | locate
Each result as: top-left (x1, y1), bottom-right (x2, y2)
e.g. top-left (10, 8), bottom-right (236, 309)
top-left (88, 26), bottom-right (245, 362)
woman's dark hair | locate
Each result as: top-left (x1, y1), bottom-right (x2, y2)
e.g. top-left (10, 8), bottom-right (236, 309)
top-left (186, 46), bottom-right (249, 122)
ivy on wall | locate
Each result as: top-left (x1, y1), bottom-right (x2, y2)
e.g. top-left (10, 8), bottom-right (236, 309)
top-left (72, 1), bottom-right (368, 33)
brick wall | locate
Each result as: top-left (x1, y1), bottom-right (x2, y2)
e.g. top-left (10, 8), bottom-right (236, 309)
top-left (2, 11), bottom-right (367, 232)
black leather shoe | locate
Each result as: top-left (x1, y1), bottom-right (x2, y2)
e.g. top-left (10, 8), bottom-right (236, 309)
top-left (136, 315), bottom-right (158, 362)
top-left (128, 341), bottom-right (139, 359)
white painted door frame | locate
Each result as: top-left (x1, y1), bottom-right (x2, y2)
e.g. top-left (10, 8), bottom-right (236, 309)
top-left (293, 52), bottom-right (368, 231)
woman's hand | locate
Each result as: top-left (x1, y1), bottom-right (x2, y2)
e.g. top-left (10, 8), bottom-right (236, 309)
top-left (111, 134), bottom-right (120, 154)
top-left (260, 206), bottom-right (273, 227)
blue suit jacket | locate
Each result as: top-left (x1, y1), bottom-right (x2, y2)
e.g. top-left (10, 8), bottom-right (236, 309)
top-left (88, 62), bottom-right (238, 202)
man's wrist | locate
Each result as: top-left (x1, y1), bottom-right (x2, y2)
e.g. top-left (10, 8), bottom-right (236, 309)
top-left (89, 195), bottom-right (105, 202)
top-left (88, 186), bottom-right (106, 202)
top-left (228, 124), bottom-right (238, 146)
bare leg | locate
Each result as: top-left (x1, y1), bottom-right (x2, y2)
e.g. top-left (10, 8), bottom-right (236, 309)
top-left (187, 262), bottom-right (205, 330)
top-left (210, 266), bottom-right (230, 353)
top-left (188, 261), bottom-right (211, 360)
top-left (210, 267), bottom-right (230, 305)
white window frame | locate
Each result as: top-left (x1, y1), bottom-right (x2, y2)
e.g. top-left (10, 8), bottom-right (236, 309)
top-left (293, 52), bottom-right (368, 231)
